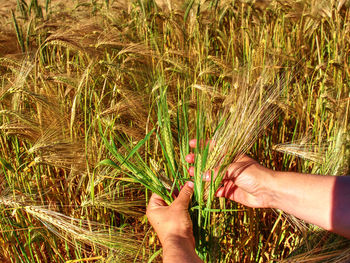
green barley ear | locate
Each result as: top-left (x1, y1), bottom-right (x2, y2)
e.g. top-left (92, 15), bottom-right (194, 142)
top-left (177, 87), bottom-right (191, 180)
top-left (98, 119), bottom-right (172, 204)
top-left (11, 10), bottom-right (25, 52)
top-left (155, 80), bottom-right (177, 180)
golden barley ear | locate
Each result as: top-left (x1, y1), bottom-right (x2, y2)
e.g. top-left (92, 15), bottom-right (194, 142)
top-left (197, 66), bottom-right (299, 201)
top-left (206, 69), bottom-right (286, 171)
top-left (272, 136), bottom-right (327, 163)
top-left (100, 90), bottom-right (151, 141)
top-left (154, 0), bottom-right (185, 12)
top-left (280, 232), bottom-right (350, 263)
top-left (0, 196), bottom-right (142, 255)
top-left (82, 180), bottom-right (145, 217)
top-left (29, 138), bottom-right (86, 172)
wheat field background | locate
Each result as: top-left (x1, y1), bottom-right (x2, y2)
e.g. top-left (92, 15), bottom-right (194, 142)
top-left (0, 0), bottom-right (349, 262)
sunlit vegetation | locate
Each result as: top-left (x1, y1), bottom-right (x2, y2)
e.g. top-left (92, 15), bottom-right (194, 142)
top-left (0, 0), bottom-right (349, 262)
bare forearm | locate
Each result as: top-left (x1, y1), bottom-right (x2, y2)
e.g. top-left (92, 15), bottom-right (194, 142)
top-left (267, 171), bottom-right (350, 238)
top-left (269, 172), bottom-right (335, 229)
top-left (162, 237), bottom-right (203, 263)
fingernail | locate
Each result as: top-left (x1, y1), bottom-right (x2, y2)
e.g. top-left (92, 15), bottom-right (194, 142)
top-left (186, 181), bottom-right (194, 189)
top-left (185, 154), bottom-right (193, 163)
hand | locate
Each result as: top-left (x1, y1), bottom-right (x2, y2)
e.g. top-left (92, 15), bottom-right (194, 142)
top-left (146, 181), bottom-right (195, 247)
top-left (186, 139), bottom-right (274, 208)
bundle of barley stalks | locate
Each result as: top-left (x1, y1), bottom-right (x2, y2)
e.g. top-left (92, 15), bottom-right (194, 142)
top-left (0, 0), bottom-right (349, 262)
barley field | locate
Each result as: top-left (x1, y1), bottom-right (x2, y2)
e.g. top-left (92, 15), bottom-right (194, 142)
top-left (0, 0), bottom-right (349, 262)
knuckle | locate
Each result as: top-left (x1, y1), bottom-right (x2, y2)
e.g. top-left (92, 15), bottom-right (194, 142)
top-left (183, 188), bottom-right (191, 196)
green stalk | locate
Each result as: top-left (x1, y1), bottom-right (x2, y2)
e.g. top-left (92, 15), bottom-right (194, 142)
top-left (11, 10), bottom-right (25, 52)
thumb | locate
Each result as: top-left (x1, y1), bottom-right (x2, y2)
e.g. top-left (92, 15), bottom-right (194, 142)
top-left (172, 181), bottom-right (194, 209)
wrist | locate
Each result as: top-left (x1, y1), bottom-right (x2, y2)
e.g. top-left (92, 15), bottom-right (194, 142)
top-left (260, 168), bottom-right (285, 209)
top-left (162, 235), bottom-right (195, 249)
top-left (251, 163), bottom-right (278, 208)
top-left (162, 235), bottom-right (202, 263)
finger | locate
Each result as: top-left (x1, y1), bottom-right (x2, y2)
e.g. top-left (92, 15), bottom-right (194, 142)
top-left (185, 153), bottom-right (195, 163)
top-left (189, 139), bottom-right (197, 149)
top-left (203, 167), bottom-right (220, 181)
top-left (188, 166), bottom-right (212, 180)
top-left (189, 167), bottom-right (218, 181)
top-left (148, 193), bottom-right (167, 208)
top-left (188, 166), bottom-right (195, 176)
top-left (215, 180), bottom-right (235, 198)
top-left (172, 181), bottom-right (194, 209)
top-left (225, 156), bottom-right (258, 180)
top-left (215, 181), bottom-right (248, 204)
top-left (199, 155), bottom-right (257, 182)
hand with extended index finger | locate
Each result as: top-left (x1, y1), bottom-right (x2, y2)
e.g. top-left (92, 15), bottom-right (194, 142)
top-left (186, 139), bottom-right (275, 208)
